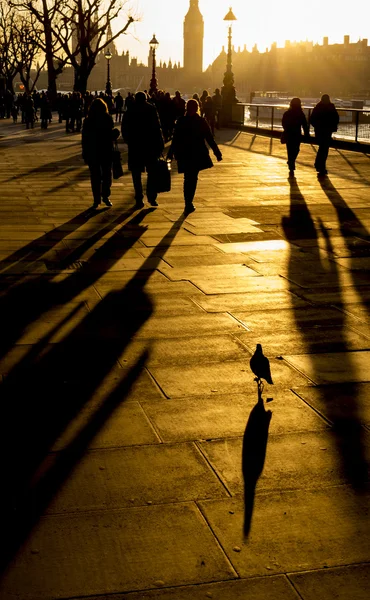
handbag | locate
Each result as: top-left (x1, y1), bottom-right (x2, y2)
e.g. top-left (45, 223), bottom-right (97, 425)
top-left (154, 156), bottom-right (171, 193)
top-left (112, 142), bottom-right (123, 179)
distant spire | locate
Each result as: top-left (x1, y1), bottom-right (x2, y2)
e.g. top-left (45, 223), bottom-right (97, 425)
top-left (106, 21), bottom-right (117, 56)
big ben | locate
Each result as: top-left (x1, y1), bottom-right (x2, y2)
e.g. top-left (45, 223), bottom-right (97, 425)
top-left (183, 0), bottom-right (204, 75)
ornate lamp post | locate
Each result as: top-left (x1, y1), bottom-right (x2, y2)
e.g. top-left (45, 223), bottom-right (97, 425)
top-left (149, 34), bottom-right (159, 95)
top-left (221, 7), bottom-right (237, 125)
top-left (105, 48), bottom-right (112, 96)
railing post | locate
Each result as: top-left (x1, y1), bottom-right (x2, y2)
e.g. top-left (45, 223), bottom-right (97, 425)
top-left (308, 108), bottom-right (311, 136)
top-left (355, 110), bottom-right (359, 143)
top-left (271, 106), bottom-right (274, 131)
top-left (256, 106), bottom-right (259, 129)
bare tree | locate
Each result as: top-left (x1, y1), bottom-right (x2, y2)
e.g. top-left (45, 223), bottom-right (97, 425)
top-left (12, 0), bottom-right (136, 97)
top-left (13, 14), bottom-right (46, 93)
top-left (0, 1), bottom-right (19, 92)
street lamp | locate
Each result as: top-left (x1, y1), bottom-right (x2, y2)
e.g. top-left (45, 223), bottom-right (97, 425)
top-left (149, 34), bottom-right (159, 95)
top-left (105, 48), bottom-right (112, 96)
top-left (221, 7), bottom-right (237, 124)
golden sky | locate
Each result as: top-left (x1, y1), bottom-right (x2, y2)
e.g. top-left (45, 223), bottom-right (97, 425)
top-left (117, 0), bottom-right (370, 68)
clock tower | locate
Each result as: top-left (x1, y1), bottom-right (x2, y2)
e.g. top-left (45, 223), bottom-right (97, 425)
top-left (183, 0), bottom-right (204, 75)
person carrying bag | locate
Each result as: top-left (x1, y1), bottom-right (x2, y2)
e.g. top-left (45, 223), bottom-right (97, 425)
top-left (167, 98), bottom-right (222, 215)
top-left (154, 154), bottom-right (171, 193)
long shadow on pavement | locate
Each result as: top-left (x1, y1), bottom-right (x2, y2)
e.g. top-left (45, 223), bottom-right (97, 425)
top-left (242, 394), bottom-right (272, 537)
top-left (0, 210), bottom-right (186, 573)
top-left (282, 177), bottom-right (368, 490)
top-left (0, 206), bottom-right (140, 359)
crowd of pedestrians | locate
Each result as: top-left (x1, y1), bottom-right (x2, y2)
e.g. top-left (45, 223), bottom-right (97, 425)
top-left (1, 85), bottom-right (341, 212)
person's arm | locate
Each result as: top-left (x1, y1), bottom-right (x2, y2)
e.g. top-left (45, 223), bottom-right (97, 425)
top-left (302, 112), bottom-right (310, 137)
top-left (203, 119), bottom-right (222, 160)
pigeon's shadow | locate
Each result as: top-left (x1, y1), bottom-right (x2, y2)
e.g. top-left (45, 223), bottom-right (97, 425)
top-left (242, 397), bottom-right (272, 537)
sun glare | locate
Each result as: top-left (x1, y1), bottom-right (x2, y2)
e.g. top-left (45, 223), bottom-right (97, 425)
top-left (117, 0), bottom-right (370, 69)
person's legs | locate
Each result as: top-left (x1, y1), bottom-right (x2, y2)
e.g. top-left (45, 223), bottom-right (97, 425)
top-left (131, 169), bottom-right (144, 207)
top-left (88, 162), bottom-right (102, 207)
top-left (146, 163), bottom-right (158, 206)
top-left (315, 136), bottom-right (330, 174)
top-left (286, 142), bottom-right (300, 172)
top-left (183, 169), bottom-right (199, 213)
top-left (101, 160), bottom-right (113, 206)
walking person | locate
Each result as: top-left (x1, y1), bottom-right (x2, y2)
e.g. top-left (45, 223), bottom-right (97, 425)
top-left (121, 91), bottom-right (164, 209)
top-left (167, 98), bottom-right (222, 216)
top-left (309, 94), bottom-right (339, 176)
top-left (203, 96), bottom-right (215, 135)
top-left (82, 98), bottom-right (120, 209)
top-left (282, 97), bottom-right (309, 176)
top-left (114, 91), bottom-right (124, 122)
top-left (212, 88), bottom-right (222, 130)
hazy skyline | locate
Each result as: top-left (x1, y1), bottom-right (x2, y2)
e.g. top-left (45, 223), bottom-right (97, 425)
top-left (115, 0), bottom-right (370, 69)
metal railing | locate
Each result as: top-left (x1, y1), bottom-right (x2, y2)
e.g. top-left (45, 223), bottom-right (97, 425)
top-left (231, 103), bottom-right (370, 145)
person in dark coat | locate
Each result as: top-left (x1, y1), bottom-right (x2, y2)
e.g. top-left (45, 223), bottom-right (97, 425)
top-left (82, 98), bottom-right (120, 209)
top-left (172, 90), bottom-right (186, 121)
top-left (121, 91), bottom-right (164, 209)
top-left (309, 94), bottom-right (339, 176)
top-left (167, 98), bottom-right (222, 215)
top-left (282, 97), bottom-right (309, 176)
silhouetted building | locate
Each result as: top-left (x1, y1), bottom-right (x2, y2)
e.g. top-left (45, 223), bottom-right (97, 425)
top-left (183, 0), bottom-right (204, 76)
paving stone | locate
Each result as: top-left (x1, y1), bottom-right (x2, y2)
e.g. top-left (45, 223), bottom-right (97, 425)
top-left (187, 274), bottom-right (294, 295)
top-left (0, 503), bottom-right (236, 599)
top-left (338, 302), bottom-right (370, 321)
top-left (191, 290), bottom-right (310, 312)
top-left (301, 286), bottom-right (370, 305)
top-left (293, 383), bottom-right (370, 428)
top-left (236, 325), bottom-right (370, 355)
top-left (159, 264), bottom-right (257, 281)
top-left (148, 358), bottom-right (311, 398)
top-left (231, 307), bottom-right (345, 332)
top-left (52, 400), bottom-right (160, 451)
top-left (199, 430), bottom-right (370, 495)
top-left (47, 442), bottom-right (227, 513)
top-left (138, 245), bottom-right (223, 258)
top-left (199, 485), bottom-right (370, 577)
top-left (142, 387), bottom-right (324, 444)
top-left (282, 270), bottom-right (369, 289)
top-left (160, 252), bottom-right (252, 267)
top-left (95, 574), bottom-right (300, 599)
top-left (135, 314), bottom-right (247, 339)
top-left (289, 563), bottom-right (370, 600)
top-left (283, 350), bottom-right (370, 384)
top-left (215, 240), bottom-right (291, 253)
top-left (119, 334), bottom-right (248, 367)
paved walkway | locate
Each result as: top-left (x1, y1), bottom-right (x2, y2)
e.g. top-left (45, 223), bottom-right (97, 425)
top-left (0, 118), bottom-right (369, 599)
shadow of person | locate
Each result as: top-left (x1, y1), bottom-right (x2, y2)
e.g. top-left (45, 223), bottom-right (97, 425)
top-left (242, 397), bottom-right (272, 537)
top-left (281, 180), bottom-right (368, 492)
top-left (0, 212), bottom-right (186, 573)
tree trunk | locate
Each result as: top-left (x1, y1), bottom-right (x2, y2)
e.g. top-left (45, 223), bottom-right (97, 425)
top-left (5, 75), bottom-right (15, 94)
top-left (73, 69), bottom-right (89, 95)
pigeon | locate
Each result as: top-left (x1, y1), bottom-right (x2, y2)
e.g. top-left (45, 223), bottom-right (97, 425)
top-left (250, 344), bottom-right (273, 385)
